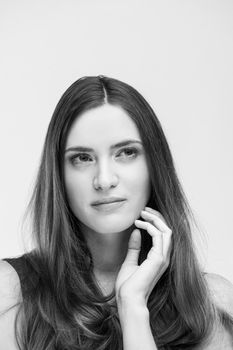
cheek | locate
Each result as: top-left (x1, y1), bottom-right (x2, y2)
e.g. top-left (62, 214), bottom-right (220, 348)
top-left (64, 173), bottom-right (87, 210)
top-left (127, 164), bottom-right (151, 201)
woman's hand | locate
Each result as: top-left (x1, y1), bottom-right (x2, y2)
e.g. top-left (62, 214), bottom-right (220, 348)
top-left (115, 206), bottom-right (172, 307)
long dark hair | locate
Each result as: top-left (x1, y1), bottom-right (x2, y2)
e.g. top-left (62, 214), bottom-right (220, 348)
top-left (11, 76), bottom-right (231, 349)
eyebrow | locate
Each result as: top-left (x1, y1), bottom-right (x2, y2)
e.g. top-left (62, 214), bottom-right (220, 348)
top-left (65, 140), bottom-right (142, 153)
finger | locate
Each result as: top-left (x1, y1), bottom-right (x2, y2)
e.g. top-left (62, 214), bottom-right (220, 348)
top-left (145, 207), bottom-right (167, 224)
top-left (141, 210), bottom-right (169, 233)
top-left (134, 220), bottom-right (163, 257)
top-left (140, 211), bottom-right (172, 258)
top-left (162, 229), bottom-right (172, 258)
top-left (124, 229), bottom-right (141, 265)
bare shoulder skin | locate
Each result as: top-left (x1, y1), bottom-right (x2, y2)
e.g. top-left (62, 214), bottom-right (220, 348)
top-left (198, 273), bottom-right (233, 349)
top-left (0, 260), bottom-right (22, 350)
top-left (205, 273), bottom-right (233, 315)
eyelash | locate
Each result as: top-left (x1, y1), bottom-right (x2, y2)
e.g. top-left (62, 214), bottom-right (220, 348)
top-left (69, 147), bottom-right (139, 165)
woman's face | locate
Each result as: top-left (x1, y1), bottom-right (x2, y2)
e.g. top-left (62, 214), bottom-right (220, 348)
top-left (64, 103), bottom-right (151, 234)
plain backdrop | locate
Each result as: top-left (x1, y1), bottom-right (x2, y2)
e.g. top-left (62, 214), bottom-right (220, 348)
top-left (0, 0), bottom-right (232, 283)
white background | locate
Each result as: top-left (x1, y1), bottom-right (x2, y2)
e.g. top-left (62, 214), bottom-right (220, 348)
top-left (0, 0), bottom-right (232, 282)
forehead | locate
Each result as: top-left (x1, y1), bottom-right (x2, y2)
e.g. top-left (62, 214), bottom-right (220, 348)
top-left (65, 104), bottom-right (141, 148)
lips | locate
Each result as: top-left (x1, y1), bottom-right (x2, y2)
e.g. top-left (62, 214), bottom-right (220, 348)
top-left (91, 199), bottom-right (126, 212)
top-left (91, 198), bottom-right (126, 206)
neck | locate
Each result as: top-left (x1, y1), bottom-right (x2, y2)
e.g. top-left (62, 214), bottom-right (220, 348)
top-left (80, 223), bottom-right (134, 275)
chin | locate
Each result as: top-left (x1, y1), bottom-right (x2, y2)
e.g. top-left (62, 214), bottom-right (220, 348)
top-left (90, 216), bottom-right (135, 234)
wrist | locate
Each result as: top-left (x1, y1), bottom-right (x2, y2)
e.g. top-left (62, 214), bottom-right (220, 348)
top-left (117, 297), bottom-right (149, 322)
top-left (116, 293), bottom-right (147, 309)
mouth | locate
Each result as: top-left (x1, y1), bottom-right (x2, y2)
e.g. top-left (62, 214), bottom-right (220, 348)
top-left (91, 200), bottom-right (126, 212)
top-left (91, 197), bottom-right (126, 205)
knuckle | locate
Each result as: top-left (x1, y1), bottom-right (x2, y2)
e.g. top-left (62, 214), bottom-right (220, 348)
top-left (155, 229), bottom-right (162, 236)
top-left (158, 213), bottom-right (164, 220)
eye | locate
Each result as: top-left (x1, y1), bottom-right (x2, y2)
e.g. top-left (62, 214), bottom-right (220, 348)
top-left (117, 147), bottom-right (139, 159)
top-left (70, 153), bottom-right (93, 164)
top-left (68, 147), bottom-right (140, 165)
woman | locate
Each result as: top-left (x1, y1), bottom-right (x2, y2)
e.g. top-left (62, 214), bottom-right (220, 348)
top-left (0, 75), bottom-right (233, 349)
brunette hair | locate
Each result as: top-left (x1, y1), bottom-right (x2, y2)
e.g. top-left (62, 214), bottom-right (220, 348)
top-left (10, 76), bottom-right (232, 349)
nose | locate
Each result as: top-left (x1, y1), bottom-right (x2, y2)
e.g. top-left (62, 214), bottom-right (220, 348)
top-left (93, 159), bottom-right (118, 191)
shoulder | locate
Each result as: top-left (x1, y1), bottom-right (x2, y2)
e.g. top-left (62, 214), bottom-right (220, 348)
top-left (197, 273), bottom-right (233, 349)
top-left (0, 260), bottom-right (22, 349)
top-left (204, 272), bottom-right (233, 317)
top-left (0, 260), bottom-right (22, 314)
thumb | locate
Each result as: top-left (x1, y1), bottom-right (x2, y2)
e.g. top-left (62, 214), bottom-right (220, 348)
top-left (123, 229), bottom-right (141, 266)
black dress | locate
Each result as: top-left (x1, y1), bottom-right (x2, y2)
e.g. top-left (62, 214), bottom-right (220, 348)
top-left (2, 252), bottom-right (39, 301)
top-left (2, 253), bottom-right (233, 346)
